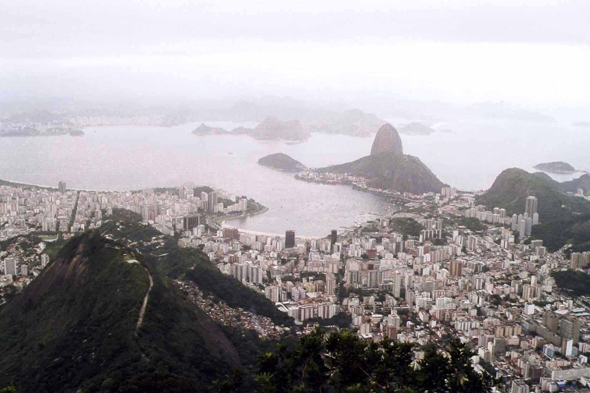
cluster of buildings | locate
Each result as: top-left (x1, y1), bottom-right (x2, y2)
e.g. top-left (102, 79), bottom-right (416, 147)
top-left (0, 181), bottom-right (258, 300)
top-left (295, 171), bottom-right (363, 185)
top-left (0, 236), bottom-right (51, 297)
top-left (0, 114), bottom-right (81, 136)
top-left (171, 186), bottom-right (590, 391)
top-left (4, 177), bottom-right (590, 391)
top-left (571, 252), bottom-right (590, 269)
top-left (1, 181), bottom-right (255, 240)
top-left (175, 280), bottom-right (285, 338)
top-left (465, 196), bottom-right (540, 237)
top-left (0, 182), bottom-right (77, 240)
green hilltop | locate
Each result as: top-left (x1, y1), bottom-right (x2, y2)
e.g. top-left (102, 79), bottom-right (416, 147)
top-left (477, 168), bottom-right (590, 252)
top-left (0, 210), bottom-right (292, 393)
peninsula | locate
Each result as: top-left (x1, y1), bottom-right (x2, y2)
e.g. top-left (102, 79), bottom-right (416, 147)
top-left (297, 124), bottom-right (445, 194)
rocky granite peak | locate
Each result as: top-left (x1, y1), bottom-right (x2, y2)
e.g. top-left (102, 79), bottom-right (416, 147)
top-left (370, 124), bottom-right (404, 156)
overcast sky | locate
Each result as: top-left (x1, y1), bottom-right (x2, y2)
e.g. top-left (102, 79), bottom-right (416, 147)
top-left (2, 0), bottom-right (590, 107)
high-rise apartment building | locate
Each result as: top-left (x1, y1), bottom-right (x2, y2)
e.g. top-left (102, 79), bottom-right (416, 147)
top-left (183, 214), bottom-right (201, 231)
top-left (330, 229), bottom-right (337, 247)
top-left (450, 260), bottom-right (463, 278)
top-left (3, 258), bottom-right (17, 276)
top-left (326, 273), bottom-right (337, 296)
top-left (223, 227), bottom-right (240, 241)
top-left (559, 317), bottom-right (581, 344)
top-left (285, 230), bottom-right (295, 248)
top-left (208, 191), bottom-right (218, 213)
top-left (525, 196), bottom-right (538, 219)
top-left (571, 252), bottom-right (590, 269)
top-left (58, 181), bottom-right (67, 193)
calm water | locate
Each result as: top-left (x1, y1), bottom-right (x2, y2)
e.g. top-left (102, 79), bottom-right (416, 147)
top-left (0, 119), bottom-right (587, 236)
top-left (0, 123), bottom-right (389, 237)
top-left (395, 118), bottom-right (589, 190)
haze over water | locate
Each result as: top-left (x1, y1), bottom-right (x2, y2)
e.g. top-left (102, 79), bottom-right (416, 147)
top-left (0, 118), bottom-right (587, 236)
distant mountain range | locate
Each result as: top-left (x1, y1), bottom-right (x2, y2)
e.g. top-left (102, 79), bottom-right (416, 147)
top-left (305, 109), bottom-right (385, 137)
top-left (316, 124), bottom-right (445, 194)
top-left (1, 97), bottom-right (563, 139)
top-left (192, 99), bottom-right (384, 137)
top-left (192, 117), bottom-right (310, 142)
top-left (251, 117), bottom-right (309, 141)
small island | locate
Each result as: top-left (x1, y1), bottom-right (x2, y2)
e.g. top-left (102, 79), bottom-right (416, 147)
top-left (399, 122), bottom-right (436, 136)
top-left (191, 123), bottom-right (233, 136)
top-left (258, 153), bottom-right (307, 172)
top-left (533, 161), bottom-right (577, 174)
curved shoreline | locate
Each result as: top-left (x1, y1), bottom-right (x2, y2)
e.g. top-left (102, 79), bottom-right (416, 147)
top-left (216, 205), bottom-right (270, 225)
top-left (293, 175), bottom-right (414, 203)
top-left (220, 206), bottom-right (333, 240)
top-left (0, 178), bottom-right (122, 193)
top-left (0, 178), bottom-right (58, 190)
top-left (220, 222), bottom-right (327, 240)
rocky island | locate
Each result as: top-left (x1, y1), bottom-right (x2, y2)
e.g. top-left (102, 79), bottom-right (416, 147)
top-left (192, 117), bottom-right (309, 142)
top-left (533, 161), bottom-right (577, 174)
top-left (399, 122), bottom-right (436, 136)
top-left (258, 153), bottom-right (307, 172)
top-left (297, 124), bottom-right (446, 194)
top-left (192, 123), bottom-right (234, 135)
top-left (192, 123), bottom-right (253, 136)
top-left (251, 117), bottom-right (309, 142)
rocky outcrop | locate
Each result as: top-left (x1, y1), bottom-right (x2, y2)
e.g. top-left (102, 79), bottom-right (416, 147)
top-left (192, 123), bottom-right (230, 135)
top-left (317, 123), bottom-right (445, 194)
top-left (370, 124), bottom-right (404, 156)
top-left (258, 153), bottom-right (307, 172)
top-left (252, 117), bottom-right (310, 142)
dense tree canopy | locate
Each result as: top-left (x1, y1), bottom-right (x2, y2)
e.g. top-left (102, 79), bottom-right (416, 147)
top-left (253, 328), bottom-right (497, 393)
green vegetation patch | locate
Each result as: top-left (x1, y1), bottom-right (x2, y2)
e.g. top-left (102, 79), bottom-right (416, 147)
top-left (392, 218), bottom-right (424, 239)
top-left (552, 270), bottom-right (590, 297)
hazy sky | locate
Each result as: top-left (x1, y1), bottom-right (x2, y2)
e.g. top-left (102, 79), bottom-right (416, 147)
top-left (2, 0), bottom-right (590, 107)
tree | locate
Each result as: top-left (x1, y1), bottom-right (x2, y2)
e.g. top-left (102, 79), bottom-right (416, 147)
top-left (255, 330), bottom-right (497, 393)
top-left (0, 384), bottom-right (16, 393)
top-left (447, 340), bottom-right (496, 393)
